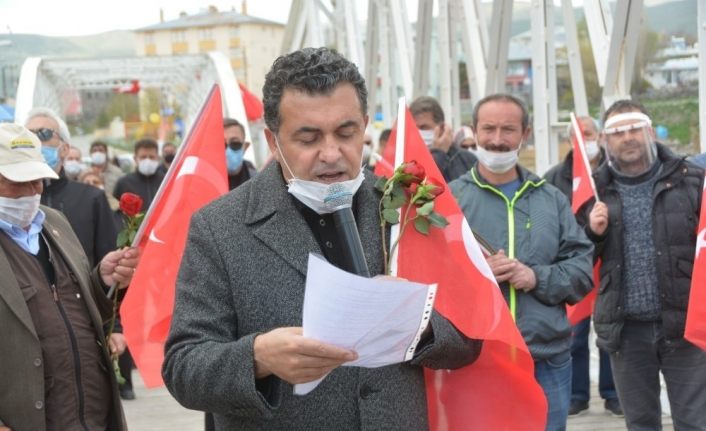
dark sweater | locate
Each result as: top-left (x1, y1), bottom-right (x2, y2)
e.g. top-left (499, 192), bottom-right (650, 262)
top-left (113, 170), bottom-right (165, 211)
top-left (41, 169), bottom-right (117, 266)
top-left (615, 162), bottom-right (662, 320)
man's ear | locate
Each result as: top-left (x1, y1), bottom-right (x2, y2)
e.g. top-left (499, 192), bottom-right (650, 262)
top-left (264, 129), bottom-right (280, 163)
top-left (244, 141), bottom-right (251, 153)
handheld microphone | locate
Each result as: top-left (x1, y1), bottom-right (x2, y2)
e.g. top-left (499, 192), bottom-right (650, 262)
top-left (324, 183), bottom-right (370, 277)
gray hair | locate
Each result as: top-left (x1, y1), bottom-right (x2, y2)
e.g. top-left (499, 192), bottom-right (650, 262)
top-left (566, 116), bottom-right (599, 137)
top-left (262, 47), bottom-right (367, 133)
top-left (25, 107), bottom-right (71, 143)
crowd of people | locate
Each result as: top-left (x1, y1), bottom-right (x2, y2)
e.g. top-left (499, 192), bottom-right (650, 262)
top-left (1, 46), bottom-right (705, 431)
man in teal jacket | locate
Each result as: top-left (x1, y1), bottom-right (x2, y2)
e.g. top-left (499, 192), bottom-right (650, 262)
top-left (450, 93), bottom-right (594, 431)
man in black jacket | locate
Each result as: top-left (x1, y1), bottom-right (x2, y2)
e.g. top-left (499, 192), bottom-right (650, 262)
top-left (25, 108), bottom-right (117, 268)
top-left (582, 100), bottom-right (706, 430)
top-left (113, 138), bottom-right (165, 210)
top-left (224, 118), bottom-right (257, 191)
top-left (544, 116), bottom-right (621, 418)
top-left (410, 96), bottom-right (476, 182)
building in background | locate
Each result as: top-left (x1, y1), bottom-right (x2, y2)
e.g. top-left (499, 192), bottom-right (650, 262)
top-left (134, 5), bottom-right (284, 97)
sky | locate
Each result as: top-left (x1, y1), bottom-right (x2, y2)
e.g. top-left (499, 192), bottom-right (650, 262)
top-left (0, 0), bottom-right (676, 38)
top-left (0, 0), bottom-right (296, 36)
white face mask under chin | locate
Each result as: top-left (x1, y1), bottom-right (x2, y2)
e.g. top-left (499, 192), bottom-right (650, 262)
top-left (0, 194), bottom-right (41, 228)
top-left (274, 137), bottom-right (365, 214)
top-left (583, 140), bottom-right (600, 161)
top-left (476, 145), bottom-right (520, 174)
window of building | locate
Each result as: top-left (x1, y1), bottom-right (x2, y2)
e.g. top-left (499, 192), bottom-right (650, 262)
top-left (145, 32), bottom-right (155, 44)
top-left (230, 26), bottom-right (240, 38)
top-left (172, 30), bottom-right (186, 42)
top-left (199, 27), bottom-right (213, 40)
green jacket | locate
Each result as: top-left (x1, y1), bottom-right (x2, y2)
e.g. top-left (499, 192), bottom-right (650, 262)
top-left (450, 165), bottom-right (594, 359)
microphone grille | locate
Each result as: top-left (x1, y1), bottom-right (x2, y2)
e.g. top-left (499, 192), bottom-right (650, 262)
top-left (324, 183), bottom-right (353, 211)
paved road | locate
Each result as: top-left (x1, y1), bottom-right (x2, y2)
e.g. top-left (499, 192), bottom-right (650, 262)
top-left (122, 370), bottom-right (673, 431)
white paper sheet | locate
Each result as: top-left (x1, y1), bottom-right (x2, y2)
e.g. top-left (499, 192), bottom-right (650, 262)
top-left (294, 253), bottom-right (436, 395)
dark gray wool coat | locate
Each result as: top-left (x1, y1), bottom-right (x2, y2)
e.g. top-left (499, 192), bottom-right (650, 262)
top-left (163, 162), bottom-right (481, 430)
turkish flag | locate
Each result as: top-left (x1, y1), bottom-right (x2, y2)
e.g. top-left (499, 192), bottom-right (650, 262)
top-left (239, 82), bottom-right (264, 121)
top-left (114, 80), bottom-right (140, 94)
top-left (382, 101), bottom-right (547, 430)
top-left (121, 85), bottom-right (229, 387)
top-left (685, 175), bottom-right (706, 350)
top-left (565, 113), bottom-right (600, 325)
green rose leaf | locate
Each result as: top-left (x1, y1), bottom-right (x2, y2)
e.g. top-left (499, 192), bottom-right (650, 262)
top-left (414, 217), bottom-right (430, 235)
top-left (375, 176), bottom-right (388, 192)
top-left (383, 208), bottom-right (400, 225)
top-left (428, 211), bottom-right (450, 228)
top-left (116, 230), bottom-right (129, 248)
top-left (417, 200), bottom-right (434, 216)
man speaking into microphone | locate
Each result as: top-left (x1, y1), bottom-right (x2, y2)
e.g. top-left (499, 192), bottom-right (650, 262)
top-left (163, 47), bottom-right (481, 430)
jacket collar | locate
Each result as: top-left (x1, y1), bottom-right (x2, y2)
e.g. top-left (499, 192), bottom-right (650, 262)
top-left (244, 162), bottom-right (384, 276)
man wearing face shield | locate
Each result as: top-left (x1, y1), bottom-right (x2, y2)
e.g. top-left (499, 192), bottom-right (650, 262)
top-left (410, 96), bottom-right (477, 182)
top-left (543, 117), bottom-right (621, 417)
top-left (450, 93), bottom-right (594, 431)
top-left (163, 47), bottom-right (482, 430)
top-left (25, 108), bottom-right (117, 268)
top-left (581, 100), bottom-right (706, 430)
top-left (0, 123), bottom-right (140, 431)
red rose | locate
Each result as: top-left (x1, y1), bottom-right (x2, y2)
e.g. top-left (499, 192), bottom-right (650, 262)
top-left (426, 177), bottom-right (445, 197)
top-left (402, 160), bottom-right (425, 183)
top-left (405, 182), bottom-right (419, 198)
top-left (119, 193), bottom-right (144, 217)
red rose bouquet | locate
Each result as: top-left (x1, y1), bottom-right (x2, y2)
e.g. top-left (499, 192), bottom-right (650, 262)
top-left (375, 160), bottom-right (449, 275)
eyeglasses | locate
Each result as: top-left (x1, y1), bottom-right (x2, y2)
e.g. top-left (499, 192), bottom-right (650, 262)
top-left (30, 128), bottom-right (60, 143)
top-left (225, 138), bottom-right (243, 151)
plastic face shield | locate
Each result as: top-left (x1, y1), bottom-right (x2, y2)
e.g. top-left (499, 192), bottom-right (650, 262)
top-left (602, 112), bottom-right (657, 177)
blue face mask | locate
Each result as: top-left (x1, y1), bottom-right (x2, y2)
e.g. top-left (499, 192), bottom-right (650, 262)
top-left (226, 147), bottom-right (244, 174)
top-left (41, 146), bottom-right (60, 170)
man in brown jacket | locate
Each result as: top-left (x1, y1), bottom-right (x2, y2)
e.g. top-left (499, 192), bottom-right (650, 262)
top-left (0, 123), bottom-right (139, 431)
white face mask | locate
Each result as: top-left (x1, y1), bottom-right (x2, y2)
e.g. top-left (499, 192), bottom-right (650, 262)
top-left (476, 145), bottom-right (520, 174)
top-left (583, 140), bottom-right (600, 161)
top-left (419, 129), bottom-right (434, 147)
top-left (137, 158), bottom-right (160, 176)
top-left (0, 194), bottom-right (41, 228)
top-left (64, 160), bottom-right (84, 179)
top-left (91, 151), bottom-right (107, 166)
top-left (275, 137), bottom-right (365, 214)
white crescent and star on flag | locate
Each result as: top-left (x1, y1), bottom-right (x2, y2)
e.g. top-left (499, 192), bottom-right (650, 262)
top-left (148, 156), bottom-right (201, 245)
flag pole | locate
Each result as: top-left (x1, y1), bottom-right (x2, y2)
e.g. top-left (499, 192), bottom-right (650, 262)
top-left (388, 97), bottom-right (407, 277)
top-left (570, 112), bottom-right (600, 202)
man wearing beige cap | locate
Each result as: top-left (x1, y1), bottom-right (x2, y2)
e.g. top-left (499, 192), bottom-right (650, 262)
top-left (0, 123), bottom-right (139, 431)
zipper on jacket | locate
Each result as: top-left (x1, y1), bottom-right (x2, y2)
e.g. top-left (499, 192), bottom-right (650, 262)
top-left (471, 168), bottom-right (544, 320)
top-left (42, 234), bottom-right (91, 431)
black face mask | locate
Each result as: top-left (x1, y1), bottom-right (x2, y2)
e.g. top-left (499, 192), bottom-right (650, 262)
top-left (164, 153), bottom-right (175, 163)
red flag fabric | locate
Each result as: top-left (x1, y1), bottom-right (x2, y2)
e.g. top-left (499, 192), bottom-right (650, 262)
top-left (238, 82), bottom-right (264, 121)
top-left (114, 80), bottom-right (140, 94)
top-left (685, 175), bottom-right (706, 350)
top-left (565, 113), bottom-right (600, 324)
top-left (383, 103), bottom-right (547, 430)
top-left (121, 85), bottom-right (229, 387)
top-left (570, 113), bottom-right (597, 214)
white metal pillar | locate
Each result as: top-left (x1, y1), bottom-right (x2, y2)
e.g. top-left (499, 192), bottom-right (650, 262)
top-left (697, 1), bottom-right (706, 153)
top-left (530, 0), bottom-right (560, 175)
top-left (562, 0), bottom-right (589, 117)
top-left (583, 0), bottom-right (612, 88)
top-left (485, 0), bottom-right (513, 94)
top-left (601, 0), bottom-right (644, 109)
top-left (438, 0), bottom-right (454, 125)
top-left (457, 0), bottom-right (489, 105)
top-left (413, 0), bottom-right (434, 99)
